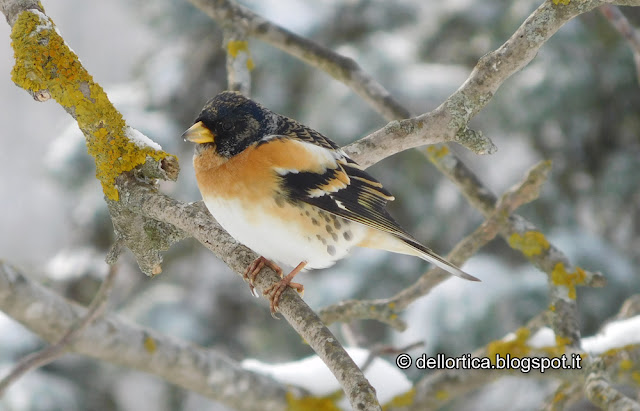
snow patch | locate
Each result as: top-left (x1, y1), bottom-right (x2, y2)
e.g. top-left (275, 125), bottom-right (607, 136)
top-left (527, 327), bottom-right (556, 348)
top-left (242, 347), bottom-right (411, 407)
top-left (583, 315), bottom-right (640, 355)
top-left (125, 126), bottom-right (162, 151)
top-left (29, 9), bottom-right (52, 33)
top-left (527, 317), bottom-right (640, 355)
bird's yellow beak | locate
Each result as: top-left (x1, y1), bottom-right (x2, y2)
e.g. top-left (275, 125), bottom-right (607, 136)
top-left (182, 121), bottom-right (215, 144)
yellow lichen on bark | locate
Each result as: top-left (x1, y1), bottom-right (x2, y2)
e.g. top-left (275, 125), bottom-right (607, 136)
top-left (425, 144), bottom-right (450, 161)
top-left (383, 388), bottom-right (415, 409)
top-left (487, 327), bottom-right (531, 363)
top-left (143, 336), bottom-right (157, 353)
top-left (226, 40), bottom-right (254, 71)
top-left (227, 40), bottom-right (249, 57)
top-left (507, 231), bottom-right (550, 257)
top-left (286, 392), bottom-right (341, 411)
top-left (10, 10), bottom-right (175, 200)
top-left (540, 335), bottom-right (570, 357)
top-left (551, 263), bottom-right (586, 299)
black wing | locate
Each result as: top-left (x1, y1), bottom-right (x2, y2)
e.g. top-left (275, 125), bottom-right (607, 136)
top-left (270, 130), bottom-right (416, 241)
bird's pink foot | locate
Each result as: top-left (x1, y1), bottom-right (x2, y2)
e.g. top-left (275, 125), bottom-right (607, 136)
top-left (244, 256), bottom-right (283, 297)
top-left (263, 261), bottom-right (307, 317)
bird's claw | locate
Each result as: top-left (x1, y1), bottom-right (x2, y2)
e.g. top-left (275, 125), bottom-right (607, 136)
top-left (265, 279), bottom-right (305, 317)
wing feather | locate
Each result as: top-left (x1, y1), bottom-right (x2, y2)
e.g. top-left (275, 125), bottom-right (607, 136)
top-left (266, 132), bottom-right (414, 242)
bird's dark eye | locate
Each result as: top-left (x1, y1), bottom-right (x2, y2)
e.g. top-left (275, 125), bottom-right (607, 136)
top-left (221, 120), bottom-right (234, 131)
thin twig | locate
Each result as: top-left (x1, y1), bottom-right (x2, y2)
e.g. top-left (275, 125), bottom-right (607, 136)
top-left (186, 0), bottom-right (410, 121)
top-left (613, 294), bottom-right (640, 320)
top-left (585, 358), bottom-right (640, 410)
top-left (360, 342), bottom-right (424, 372)
top-left (222, 24), bottom-right (253, 95)
top-left (0, 263), bottom-right (119, 396)
top-left (600, 5), bottom-right (640, 84)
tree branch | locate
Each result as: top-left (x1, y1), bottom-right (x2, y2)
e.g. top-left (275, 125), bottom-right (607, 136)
top-left (0, 262), bottom-right (119, 395)
top-left (0, 261), bottom-right (303, 410)
top-left (222, 25), bottom-right (253, 95)
top-left (600, 5), bottom-right (640, 84)
top-left (585, 358), bottom-right (640, 410)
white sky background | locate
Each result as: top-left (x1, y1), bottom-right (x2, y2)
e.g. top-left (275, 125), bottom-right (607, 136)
top-left (0, 1), bottom-right (155, 269)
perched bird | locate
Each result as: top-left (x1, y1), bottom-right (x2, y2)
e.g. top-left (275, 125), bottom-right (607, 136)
top-left (183, 91), bottom-right (479, 314)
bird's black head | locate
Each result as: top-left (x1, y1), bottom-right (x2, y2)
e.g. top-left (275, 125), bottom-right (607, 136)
top-left (182, 91), bottom-right (280, 158)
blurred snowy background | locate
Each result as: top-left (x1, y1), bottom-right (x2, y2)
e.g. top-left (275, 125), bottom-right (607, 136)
top-left (1, 0), bottom-right (639, 410)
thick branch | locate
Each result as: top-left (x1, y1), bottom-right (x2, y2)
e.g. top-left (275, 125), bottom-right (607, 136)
top-left (0, 263), bottom-right (119, 395)
top-left (1, 3), bottom-right (180, 276)
top-left (0, 261), bottom-right (298, 411)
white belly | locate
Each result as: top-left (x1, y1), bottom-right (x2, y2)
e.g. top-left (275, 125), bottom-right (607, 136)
top-left (202, 195), bottom-right (367, 270)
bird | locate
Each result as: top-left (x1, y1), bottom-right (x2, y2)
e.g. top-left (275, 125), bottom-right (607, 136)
top-left (182, 91), bottom-right (479, 315)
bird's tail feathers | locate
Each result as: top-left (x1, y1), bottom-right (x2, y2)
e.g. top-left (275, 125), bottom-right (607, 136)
top-left (357, 230), bottom-right (480, 282)
top-left (401, 238), bottom-right (480, 282)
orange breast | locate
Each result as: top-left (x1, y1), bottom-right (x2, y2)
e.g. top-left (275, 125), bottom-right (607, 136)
top-left (193, 139), bottom-right (329, 202)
